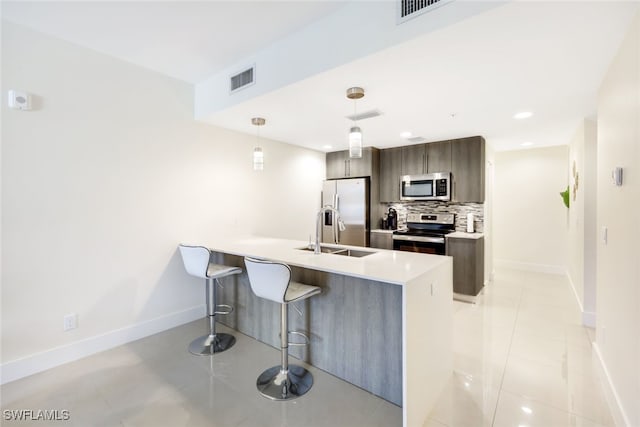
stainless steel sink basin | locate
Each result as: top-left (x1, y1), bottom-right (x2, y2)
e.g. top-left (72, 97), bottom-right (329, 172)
top-left (330, 248), bottom-right (376, 258)
top-left (297, 245), bottom-right (376, 258)
top-left (297, 245), bottom-right (338, 254)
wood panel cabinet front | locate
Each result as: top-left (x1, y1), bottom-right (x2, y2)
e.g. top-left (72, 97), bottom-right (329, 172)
top-left (451, 136), bottom-right (485, 202)
top-left (326, 148), bottom-right (376, 179)
top-left (380, 147), bottom-right (402, 202)
top-left (426, 140), bottom-right (452, 173)
top-left (370, 232), bottom-right (393, 250)
top-left (401, 144), bottom-right (426, 175)
top-left (446, 236), bottom-right (484, 296)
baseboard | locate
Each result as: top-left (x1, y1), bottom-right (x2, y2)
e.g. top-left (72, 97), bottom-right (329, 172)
top-left (565, 272), bottom-right (597, 328)
top-left (494, 259), bottom-right (566, 275)
top-left (582, 311), bottom-right (596, 328)
top-left (593, 343), bottom-right (630, 427)
top-left (0, 305), bottom-right (204, 385)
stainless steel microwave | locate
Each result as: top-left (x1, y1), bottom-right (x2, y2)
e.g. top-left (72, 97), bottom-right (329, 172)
top-left (400, 172), bottom-right (451, 201)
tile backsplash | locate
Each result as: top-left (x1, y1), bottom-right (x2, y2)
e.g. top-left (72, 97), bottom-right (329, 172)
top-left (383, 201), bottom-right (484, 232)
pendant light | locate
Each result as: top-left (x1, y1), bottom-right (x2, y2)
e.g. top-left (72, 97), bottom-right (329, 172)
top-left (252, 117), bottom-right (265, 171)
top-left (346, 87), bottom-right (364, 159)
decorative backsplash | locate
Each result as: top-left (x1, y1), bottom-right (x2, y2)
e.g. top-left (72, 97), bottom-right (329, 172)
top-left (383, 201), bottom-right (485, 232)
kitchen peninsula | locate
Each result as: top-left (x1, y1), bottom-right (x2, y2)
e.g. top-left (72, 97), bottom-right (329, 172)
top-left (198, 236), bottom-right (453, 427)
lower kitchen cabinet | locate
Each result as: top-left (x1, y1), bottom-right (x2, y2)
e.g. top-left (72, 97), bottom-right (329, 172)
top-left (370, 231), bottom-right (393, 250)
top-left (446, 236), bottom-right (484, 296)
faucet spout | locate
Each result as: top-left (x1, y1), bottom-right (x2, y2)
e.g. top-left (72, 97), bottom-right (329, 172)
top-left (315, 206), bottom-right (345, 254)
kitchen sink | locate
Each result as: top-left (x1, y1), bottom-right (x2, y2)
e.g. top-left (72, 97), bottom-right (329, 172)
top-left (297, 245), bottom-right (376, 258)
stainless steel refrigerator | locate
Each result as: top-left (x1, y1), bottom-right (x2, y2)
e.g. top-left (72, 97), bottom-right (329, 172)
top-left (321, 178), bottom-right (369, 247)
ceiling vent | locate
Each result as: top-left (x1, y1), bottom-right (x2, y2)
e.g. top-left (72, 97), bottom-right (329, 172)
top-left (230, 65), bottom-right (255, 93)
top-left (345, 109), bottom-right (383, 121)
top-left (397, 0), bottom-right (454, 24)
top-left (407, 136), bottom-right (427, 143)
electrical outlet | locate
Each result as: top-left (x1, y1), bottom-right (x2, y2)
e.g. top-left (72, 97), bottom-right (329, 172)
top-left (63, 313), bottom-right (77, 331)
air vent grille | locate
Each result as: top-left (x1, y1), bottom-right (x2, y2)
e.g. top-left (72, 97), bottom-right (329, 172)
top-left (230, 66), bottom-right (255, 93)
top-left (345, 109), bottom-right (383, 121)
top-left (407, 136), bottom-right (426, 143)
top-left (398, 0), bottom-right (453, 23)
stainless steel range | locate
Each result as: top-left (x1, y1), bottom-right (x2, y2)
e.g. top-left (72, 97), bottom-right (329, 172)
top-left (392, 213), bottom-right (455, 255)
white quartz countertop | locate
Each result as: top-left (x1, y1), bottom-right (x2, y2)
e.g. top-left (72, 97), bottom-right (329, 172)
top-left (198, 236), bottom-right (451, 286)
top-left (370, 229), bottom-right (394, 234)
top-left (447, 232), bottom-right (484, 239)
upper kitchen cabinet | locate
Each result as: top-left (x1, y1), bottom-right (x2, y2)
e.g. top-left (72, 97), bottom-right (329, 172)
top-left (400, 144), bottom-right (426, 175)
top-left (426, 141), bottom-right (452, 173)
top-left (451, 136), bottom-right (485, 202)
top-left (380, 147), bottom-right (402, 202)
top-left (326, 147), bottom-right (379, 179)
top-left (400, 141), bottom-right (452, 176)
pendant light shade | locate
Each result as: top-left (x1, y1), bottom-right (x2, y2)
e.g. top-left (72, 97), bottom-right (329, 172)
top-left (251, 117), bottom-right (266, 171)
top-left (253, 147), bottom-right (264, 171)
top-left (346, 87), bottom-right (364, 159)
top-left (349, 126), bottom-right (362, 158)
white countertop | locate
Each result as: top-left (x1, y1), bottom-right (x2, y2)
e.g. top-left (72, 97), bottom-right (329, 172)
top-left (447, 232), bottom-right (484, 239)
top-left (370, 229), bottom-right (395, 234)
top-left (199, 236), bottom-right (451, 286)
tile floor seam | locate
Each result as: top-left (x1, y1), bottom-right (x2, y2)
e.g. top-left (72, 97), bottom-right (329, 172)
top-left (490, 283), bottom-right (524, 427)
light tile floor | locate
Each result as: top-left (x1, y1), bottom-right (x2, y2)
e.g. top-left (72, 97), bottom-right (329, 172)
top-left (426, 268), bottom-right (614, 427)
top-left (1, 268), bottom-right (614, 426)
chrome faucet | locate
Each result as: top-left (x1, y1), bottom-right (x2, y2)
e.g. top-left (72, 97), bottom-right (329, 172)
top-left (315, 205), bottom-right (346, 254)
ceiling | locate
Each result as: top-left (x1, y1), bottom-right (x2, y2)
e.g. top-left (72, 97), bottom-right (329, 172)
top-left (1, 1), bottom-right (345, 83)
top-left (3, 1), bottom-right (638, 152)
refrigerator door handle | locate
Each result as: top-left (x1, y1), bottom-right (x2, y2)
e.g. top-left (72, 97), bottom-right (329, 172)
top-left (334, 194), bottom-right (339, 243)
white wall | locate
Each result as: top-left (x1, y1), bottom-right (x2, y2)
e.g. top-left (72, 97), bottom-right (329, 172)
top-left (484, 142), bottom-right (495, 283)
top-left (594, 12), bottom-right (640, 427)
top-left (566, 119), bottom-right (597, 326)
top-left (1, 22), bottom-right (325, 377)
top-left (493, 146), bottom-right (569, 273)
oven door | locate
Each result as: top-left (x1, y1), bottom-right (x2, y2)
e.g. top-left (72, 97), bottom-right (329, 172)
top-left (392, 235), bottom-right (446, 255)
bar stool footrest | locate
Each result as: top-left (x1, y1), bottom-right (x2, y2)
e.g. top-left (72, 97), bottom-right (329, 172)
top-left (287, 331), bottom-right (310, 347)
top-left (214, 304), bottom-right (234, 316)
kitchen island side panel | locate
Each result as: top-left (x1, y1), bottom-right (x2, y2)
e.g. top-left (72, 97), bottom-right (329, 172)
top-left (212, 252), bottom-right (403, 406)
top-left (403, 259), bottom-right (453, 427)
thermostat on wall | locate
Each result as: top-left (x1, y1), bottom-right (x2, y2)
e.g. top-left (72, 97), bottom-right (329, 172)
top-left (8, 90), bottom-right (32, 110)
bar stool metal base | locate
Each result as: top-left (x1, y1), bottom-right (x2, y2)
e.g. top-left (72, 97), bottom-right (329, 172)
top-left (188, 333), bottom-right (236, 356)
top-left (256, 365), bottom-right (313, 401)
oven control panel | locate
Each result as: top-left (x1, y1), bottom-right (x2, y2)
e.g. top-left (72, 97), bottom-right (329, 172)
top-left (407, 213), bottom-right (455, 225)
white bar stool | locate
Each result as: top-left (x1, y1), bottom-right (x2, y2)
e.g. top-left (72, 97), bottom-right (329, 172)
top-left (179, 244), bottom-right (241, 356)
top-left (244, 257), bottom-right (321, 401)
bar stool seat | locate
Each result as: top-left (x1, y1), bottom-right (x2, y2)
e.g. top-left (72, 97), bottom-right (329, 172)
top-left (179, 244), bottom-right (241, 356)
top-left (244, 256), bottom-right (321, 401)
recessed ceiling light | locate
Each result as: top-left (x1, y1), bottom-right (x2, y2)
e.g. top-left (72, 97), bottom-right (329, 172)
top-left (513, 111), bottom-right (533, 119)
top-left (400, 131), bottom-right (412, 139)
top-left (521, 142), bottom-right (534, 147)
top-left (521, 406), bottom-right (533, 414)
top-left (322, 145), bottom-right (333, 150)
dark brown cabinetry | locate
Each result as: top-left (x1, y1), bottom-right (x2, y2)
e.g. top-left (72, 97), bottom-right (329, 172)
top-left (379, 147), bottom-right (402, 202)
top-left (400, 141), bottom-right (452, 176)
top-left (370, 231), bottom-right (393, 250)
top-left (325, 148), bottom-right (381, 244)
top-left (379, 136), bottom-right (485, 203)
top-left (446, 236), bottom-right (484, 296)
top-left (451, 136), bottom-right (485, 203)
top-left (326, 147), bottom-right (378, 179)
